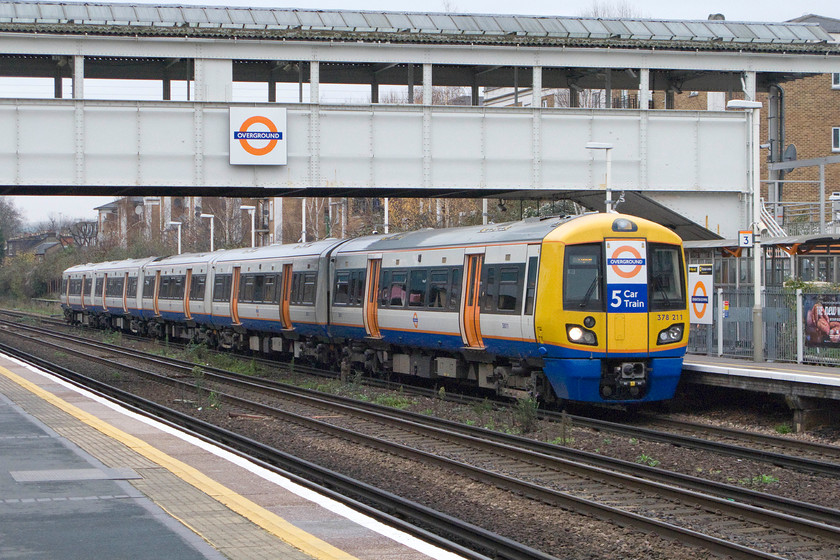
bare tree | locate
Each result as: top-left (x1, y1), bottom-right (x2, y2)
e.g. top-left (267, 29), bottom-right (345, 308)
top-left (579, 0), bottom-right (646, 18)
top-left (69, 221), bottom-right (98, 247)
top-left (0, 197), bottom-right (23, 239)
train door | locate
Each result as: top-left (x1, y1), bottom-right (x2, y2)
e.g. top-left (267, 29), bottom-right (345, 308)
top-left (122, 272), bottom-right (129, 313)
top-left (520, 246), bottom-right (540, 342)
top-left (153, 271), bottom-right (161, 317)
top-left (102, 274), bottom-right (108, 312)
top-left (280, 264), bottom-right (293, 330)
top-left (363, 257), bottom-right (381, 338)
top-left (604, 239), bottom-right (649, 355)
top-left (81, 275), bottom-right (86, 310)
top-left (231, 266), bottom-right (241, 325)
top-left (184, 268), bottom-right (193, 320)
top-left (461, 251), bottom-right (484, 348)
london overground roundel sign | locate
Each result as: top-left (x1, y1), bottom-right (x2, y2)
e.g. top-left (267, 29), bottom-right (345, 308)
top-left (229, 108), bottom-right (287, 165)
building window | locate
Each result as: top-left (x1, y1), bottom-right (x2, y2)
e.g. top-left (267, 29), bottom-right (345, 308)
top-left (833, 73), bottom-right (840, 89)
top-left (834, 127), bottom-right (840, 152)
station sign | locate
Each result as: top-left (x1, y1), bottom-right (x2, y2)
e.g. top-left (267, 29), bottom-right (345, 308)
top-left (738, 230), bottom-right (754, 248)
top-left (605, 239), bottom-right (647, 313)
top-left (229, 107), bottom-right (287, 165)
top-left (688, 264), bottom-right (713, 324)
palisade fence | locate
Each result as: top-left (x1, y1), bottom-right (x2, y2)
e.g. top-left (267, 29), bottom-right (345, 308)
top-left (687, 287), bottom-right (840, 365)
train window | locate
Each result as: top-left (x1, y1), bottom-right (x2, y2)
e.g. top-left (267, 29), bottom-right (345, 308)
top-left (264, 275), bottom-right (277, 303)
top-left (379, 270), bottom-right (391, 306)
top-left (253, 275), bottom-right (265, 303)
top-left (648, 244), bottom-right (686, 311)
top-left (408, 270), bottom-right (428, 307)
top-left (334, 271), bottom-right (351, 305)
top-left (449, 267), bottom-right (462, 309)
top-left (172, 276), bottom-right (185, 299)
top-left (143, 276), bottom-right (155, 298)
top-left (351, 270), bottom-right (365, 306)
top-left (69, 278), bottom-right (81, 295)
top-left (429, 269), bottom-right (448, 309)
top-left (213, 274), bottom-right (232, 302)
top-left (564, 244), bottom-right (603, 311)
top-left (302, 273), bottom-right (317, 304)
top-left (497, 267), bottom-right (520, 312)
top-left (159, 276), bottom-right (171, 299)
top-left (240, 275), bottom-right (255, 303)
top-left (482, 267), bottom-right (496, 312)
top-left (291, 273), bottom-right (303, 303)
top-left (190, 275), bottom-right (206, 301)
top-left (524, 257), bottom-right (538, 315)
top-left (106, 276), bottom-right (125, 298)
top-left (127, 277), bottom-right (138, 299)
top-left (389, 272), bottom-right (407, 307)
top-left (86, 278), bottom-right (95, 297)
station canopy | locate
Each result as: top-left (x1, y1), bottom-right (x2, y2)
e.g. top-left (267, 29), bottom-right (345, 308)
top-left (0, 1), bottom-right (833, 51)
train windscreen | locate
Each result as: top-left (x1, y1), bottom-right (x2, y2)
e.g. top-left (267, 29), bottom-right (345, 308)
top-left (563, 244), bottom-right (604, 311)
top-left (648, 244), bottom-right (686, 311)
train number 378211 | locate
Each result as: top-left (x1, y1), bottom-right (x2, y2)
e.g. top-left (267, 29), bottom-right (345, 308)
top-left (657, 313), bottom-right (684, 321)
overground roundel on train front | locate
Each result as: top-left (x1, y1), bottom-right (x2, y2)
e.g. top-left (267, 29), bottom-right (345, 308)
top-left (606, 240), bottom-right (646, 285)
top-left (605, 239), bottom-right (648, 313)
top-left (229, 107), bottom-right (288, 166)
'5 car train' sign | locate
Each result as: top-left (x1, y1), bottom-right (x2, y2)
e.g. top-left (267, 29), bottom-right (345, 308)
top-left (229, 108), bottom-right (287, 165)
top-left (605, 239), bottom-right (648, 313)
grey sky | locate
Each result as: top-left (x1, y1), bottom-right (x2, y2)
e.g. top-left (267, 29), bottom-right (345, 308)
top-left (7, 0), bottom-right (838, 226)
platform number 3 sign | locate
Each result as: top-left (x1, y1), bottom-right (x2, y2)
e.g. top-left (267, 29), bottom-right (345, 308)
top-left (738, 230), bottom-right (754, 248)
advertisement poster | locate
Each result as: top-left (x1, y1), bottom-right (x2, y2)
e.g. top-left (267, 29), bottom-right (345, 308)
top-left (804, 295), bottom-right (840, 347)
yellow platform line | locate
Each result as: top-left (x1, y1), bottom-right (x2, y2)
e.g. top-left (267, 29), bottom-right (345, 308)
top-left (0, 364), bottom-right (359, 560)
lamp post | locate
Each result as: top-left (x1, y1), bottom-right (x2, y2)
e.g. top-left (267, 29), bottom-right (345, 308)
top-left (240, 205), bottom-right (256, 248)
top-left (200, 213), bottom-right (215, 252)
top-left (168, 221), bottom-right (182, 255)
top-left (585, 142), bottom-right (614, 212)
top-left (727, 99), bottom-right (764, 362)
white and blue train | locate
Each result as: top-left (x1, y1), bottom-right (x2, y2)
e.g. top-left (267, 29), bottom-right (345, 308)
top-left (61, 213), bottom-right (689, 404)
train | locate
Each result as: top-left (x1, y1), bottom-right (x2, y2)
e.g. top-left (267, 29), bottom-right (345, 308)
top-left (61, 212), bottom-right (689, 405)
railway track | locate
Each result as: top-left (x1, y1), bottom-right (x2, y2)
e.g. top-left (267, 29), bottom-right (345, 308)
top-left (3, 311), bottom-right (839, 477)
top-left (3, 321), bottom-right (840, 559)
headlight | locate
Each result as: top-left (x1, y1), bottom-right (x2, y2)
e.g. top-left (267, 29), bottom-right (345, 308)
top-left (567, 324), bottom-right (597, 346)
top-left (657, 323), bottom-right (684, 345)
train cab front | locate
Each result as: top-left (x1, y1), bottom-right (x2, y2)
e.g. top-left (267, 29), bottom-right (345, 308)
top-left (537, 214), bottom-right (688, 404)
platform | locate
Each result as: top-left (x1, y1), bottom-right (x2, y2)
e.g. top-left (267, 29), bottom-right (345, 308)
top-left (0, 353), bottom-right (464, 560)
top-left (683, 354), bottom-right (840, 431)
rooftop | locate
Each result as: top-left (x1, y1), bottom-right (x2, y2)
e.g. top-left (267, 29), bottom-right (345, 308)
top-left (0, 1), bottom-right (835, 53)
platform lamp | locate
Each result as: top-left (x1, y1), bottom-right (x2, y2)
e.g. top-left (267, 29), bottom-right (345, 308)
top-left (240, 205), bottom-right (256, 248)
top-left (585, 142), bottom-right (614, 213)
top-left (727, 99), bottom-right (764, 362)
top-left (168, 221), bottom-right (182, 255)
top-left (200, 213), bottom-right (215, 252)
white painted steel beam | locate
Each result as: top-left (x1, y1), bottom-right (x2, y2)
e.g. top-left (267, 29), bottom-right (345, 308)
top-left (0, 99), bottom-right (749, 237)
top-left (2, 34), bottom-right (839, 75)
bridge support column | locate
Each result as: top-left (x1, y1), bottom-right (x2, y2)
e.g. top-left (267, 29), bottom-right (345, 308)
top-left (422, 63), bottom-right (432, 105)
top-left (639, 68), bottom-right (650, 109)
top-left (784, 395), bottom-right (839, 432)
top-left (193, 58), bottom-right (232, 102)
top-left (72, 55), bottom-right (84, 99)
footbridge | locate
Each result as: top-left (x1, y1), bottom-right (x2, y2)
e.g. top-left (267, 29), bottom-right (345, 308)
top-left (1, 1), bottom-right (839, 239)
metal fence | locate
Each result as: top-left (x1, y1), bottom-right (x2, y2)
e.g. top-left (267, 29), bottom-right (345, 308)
top-left (687, 287), bottom-right (840, 366)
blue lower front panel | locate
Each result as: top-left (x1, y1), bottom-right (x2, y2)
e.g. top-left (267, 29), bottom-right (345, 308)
top-left (543, 357), bottom-right (682, 403)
